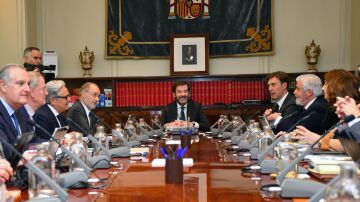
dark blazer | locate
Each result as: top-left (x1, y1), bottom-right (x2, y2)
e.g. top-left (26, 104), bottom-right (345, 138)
top-left (33, 104), bottom-right (67, 140)
top-left (341, 121), bottom-right (360, 142)
top-left (320, 107), bottom-right (340, 133)
top-left (296, 95), bottom-right (328, 134)
top-left (161, 100), bottom-right (210, 132)
top-left (67, 100), bottom-right (97, 135)
top-left (0, 103), bottom-right (32, 160)
top-left (273, 93), bottom-right (303, 133)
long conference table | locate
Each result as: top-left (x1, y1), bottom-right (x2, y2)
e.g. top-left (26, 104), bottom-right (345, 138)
top-left (16, 134), bottom-right (317, 201)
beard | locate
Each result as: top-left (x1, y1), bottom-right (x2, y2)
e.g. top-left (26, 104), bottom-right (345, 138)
top-left (295, 97), bottom-right (304, 106)
top-left (176, 96), bottom-right (188, 105)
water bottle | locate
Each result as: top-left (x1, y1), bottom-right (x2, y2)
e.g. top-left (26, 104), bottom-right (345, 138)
top-left (258, 125), bottom-right (275, 157)
top-left (69, 133), bottom-right (89, 172)
top-left (93, 125), bottom-right (109, 155)
top-left (28, 143), bottom-right (56, 199)
top-left (322, 162), bottom-right (360, 201)
top-left (277, 133), bottom-right (297, 177)
top-left (137, 118), bottom-right (148, 135)
top-left (113, 123), bottom-right (128, 146)
top-left (151, 114), bottom-right (161, 130)
top-left (247, 122), bottom-right (262, 146)
top-left (125, 120), bottom-right (137, 141)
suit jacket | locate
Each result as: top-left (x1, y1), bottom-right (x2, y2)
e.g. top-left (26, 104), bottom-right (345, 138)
top-left (161, 100), bottom-right (210, 132)
top-left (273, 93), bottom-right (303, 133)
top-left (320, 107), bottom-right (340, 133)
top-left (296, 95), bottom-right (328, 134)
top-left (67, 100), bottom-right (97, 135)
top-left (0, 103), bottom-right (32, 161)
top-left (33, 104), bottom-right (67, 141)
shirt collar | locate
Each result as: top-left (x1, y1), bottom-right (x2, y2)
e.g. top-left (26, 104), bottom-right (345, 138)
top-left (304, 97), bottom-right (317, 110)
top-left (80, 101), bottom-right (91, 116)
top-left (47, 104), bottom-right (60, 117)
top-left (277, 92), bottom-right (289, 109)
top-left (24, 104), bottom-right (35, 119)
top-left (177, 102), bottom-right (187, 109)
top-left (0, 97), bottom-right (15, 116)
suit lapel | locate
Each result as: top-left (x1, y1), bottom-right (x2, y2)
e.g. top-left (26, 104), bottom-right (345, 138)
top-left (0, 102), bottom-right (18, 142)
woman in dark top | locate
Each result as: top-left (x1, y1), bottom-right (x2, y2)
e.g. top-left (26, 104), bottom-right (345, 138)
top-left (294, 69), bottom-right (360, 151)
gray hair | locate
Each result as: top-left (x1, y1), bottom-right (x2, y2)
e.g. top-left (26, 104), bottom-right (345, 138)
top-left (46, 80), bottom-right (66, 103)
top-left (0, 64), bottom-right (25, 84)
top-left (296, 74), bottom-right (323, 97)
top-left (28, 71), bottom-right (43, 90)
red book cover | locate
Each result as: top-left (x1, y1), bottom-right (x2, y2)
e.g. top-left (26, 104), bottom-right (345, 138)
top-left (154, 82), bottom-right (160, 106)
top-left (150, 82), bottom-right (155, 106)
top-left (139, 82), bottom-right (144, 106)
top-left (200, 81), bottom-right (206, 105)
top-left (124, 82), bottom-right (129, 106)
top-left (204, 81), bottom-right (208, 105)
top-left (227, 80), bottom-right (232, 104)
top-left (192, 81), bottom-right (198, 103)
top-left (161, 82), bottom-right (166, 106)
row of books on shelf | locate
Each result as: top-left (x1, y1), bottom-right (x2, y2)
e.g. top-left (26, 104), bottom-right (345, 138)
top-left (114, 80), bottom-right (268, 107)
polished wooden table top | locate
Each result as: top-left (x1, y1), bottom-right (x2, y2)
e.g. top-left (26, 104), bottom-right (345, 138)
top-left (91, 136), bottom-right (293, 202)
top-left (14, 135), bottom-right (305, 201)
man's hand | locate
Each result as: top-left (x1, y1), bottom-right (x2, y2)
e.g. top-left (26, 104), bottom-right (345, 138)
top-left (264, 108), bottom-right (272, 117)
top-left (0, 159), bottom-right (13, 183)
top-left (266, 112), bottom-right (281, 121)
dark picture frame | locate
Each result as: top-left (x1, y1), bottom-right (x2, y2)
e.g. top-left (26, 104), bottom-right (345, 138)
top-left (170, 34), bottom-right (209, 76)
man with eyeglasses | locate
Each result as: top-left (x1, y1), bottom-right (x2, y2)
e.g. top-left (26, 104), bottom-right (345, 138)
top-left (33, 80), bottom-right (70, 140)
top-left (67, 82), bottom-right (100, 135)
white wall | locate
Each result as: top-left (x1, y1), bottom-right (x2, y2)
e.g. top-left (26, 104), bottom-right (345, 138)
top-left (0, 0), bottom-right (358, 77)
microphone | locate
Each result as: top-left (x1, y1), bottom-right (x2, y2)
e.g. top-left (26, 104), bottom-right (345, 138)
top-left (0, 140), bottom-right (67, 201)
top-left (272, 111), bottom-right (300, 130)
top-left (65, 117), bottom-right (113, 169)
top-left (222, 110), bottom-right (262, 140)
top-left (86, 113), bottom-right (132, 157)
top-left (286, 111), bottom-right (317, 133)
top-left (28, 120), bottom-right (92, 175)
top-left (256, 112), bottom-right (317, 174)
top-left (275, 115), bottom-right (356, 198)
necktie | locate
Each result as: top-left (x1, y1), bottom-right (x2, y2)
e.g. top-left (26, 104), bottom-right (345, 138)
top-left (273, 103), bottom-right (279, 112)
top-left (11, 113), bottom-right (20, 138)
top-left (180, 106), bottom-right (186, 121)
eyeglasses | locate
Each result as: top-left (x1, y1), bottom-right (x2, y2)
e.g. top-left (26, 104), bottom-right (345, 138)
top-left (55, 94), bottom-right (70, 99)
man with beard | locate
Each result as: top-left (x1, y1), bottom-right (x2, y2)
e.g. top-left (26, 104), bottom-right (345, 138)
top-left (293, 74), bottom-right (328, 134)
top-left (161, 81), bottom-right (210, 132)
top-left (263, 71), bottom-right (302, 133)
top-left (67, 82), bottom-right (100, 135)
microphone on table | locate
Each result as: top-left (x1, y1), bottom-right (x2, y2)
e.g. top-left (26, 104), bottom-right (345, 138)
top-left (93, 112), bottom-right (140, 148)
top-left (257, 111), bottom-right (317, 174)
top-left (28, 120), bottom-right (92, 175)
top-left (275, 115), bottom-right (356, 198)
top-left (0, 140), bottom-right (67, 201)
top-left (66, 117), bottom-right (113, 169)
top-left (28, 120), bottom-right (90, 189)
top-left (222, 110), bottom-right (262, 141)
top-left (89, 112), bottom-right (132, 156)
top-left (249, 111), bottom-right (302, 159)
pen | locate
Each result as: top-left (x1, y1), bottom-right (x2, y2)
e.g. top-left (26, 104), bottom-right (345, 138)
top-left (176, 147), bottom-right (182, 158)
top-left (160, 146), bottom-right (169, 159)
top-left (180, 147), bottom-right (188, 157)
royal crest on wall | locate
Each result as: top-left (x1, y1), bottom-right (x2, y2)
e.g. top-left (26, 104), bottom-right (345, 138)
top-left (106, 0), bottom-right (273, 58)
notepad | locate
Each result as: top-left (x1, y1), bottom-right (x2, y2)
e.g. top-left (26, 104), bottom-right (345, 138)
top-left (151, 158), bottom-right (194, 167)
top-left (165, 139), bottom-right (194, 145)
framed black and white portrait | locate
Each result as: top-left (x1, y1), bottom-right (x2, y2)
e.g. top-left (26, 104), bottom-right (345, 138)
top-left (170, 34), bottom-right (209, 76)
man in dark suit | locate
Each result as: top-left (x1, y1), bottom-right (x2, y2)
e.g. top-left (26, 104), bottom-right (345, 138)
top-left (263, 71), bottom-right (302, 133)
top-left (33, 80), bottom-right (70, 141)
top-left (293, 74), bottom-right (328, 134)
top-left (161, 81), bottom-right (210, 132)
top-left (67, 82), bottom-right (100, 135)
top-left (0, 64), bottom-right (33, 159)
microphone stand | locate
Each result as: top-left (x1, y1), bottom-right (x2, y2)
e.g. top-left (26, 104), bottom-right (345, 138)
top-left (29, 121), bottom-right (92, 175)
top-left (66, 117), bottom-right (111, 157)
top-left (0, 140), bottom-right (67, 201)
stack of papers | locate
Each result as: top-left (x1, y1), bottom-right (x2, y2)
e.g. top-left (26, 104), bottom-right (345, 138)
top-left (305, 155), bottom-right (356, 175)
